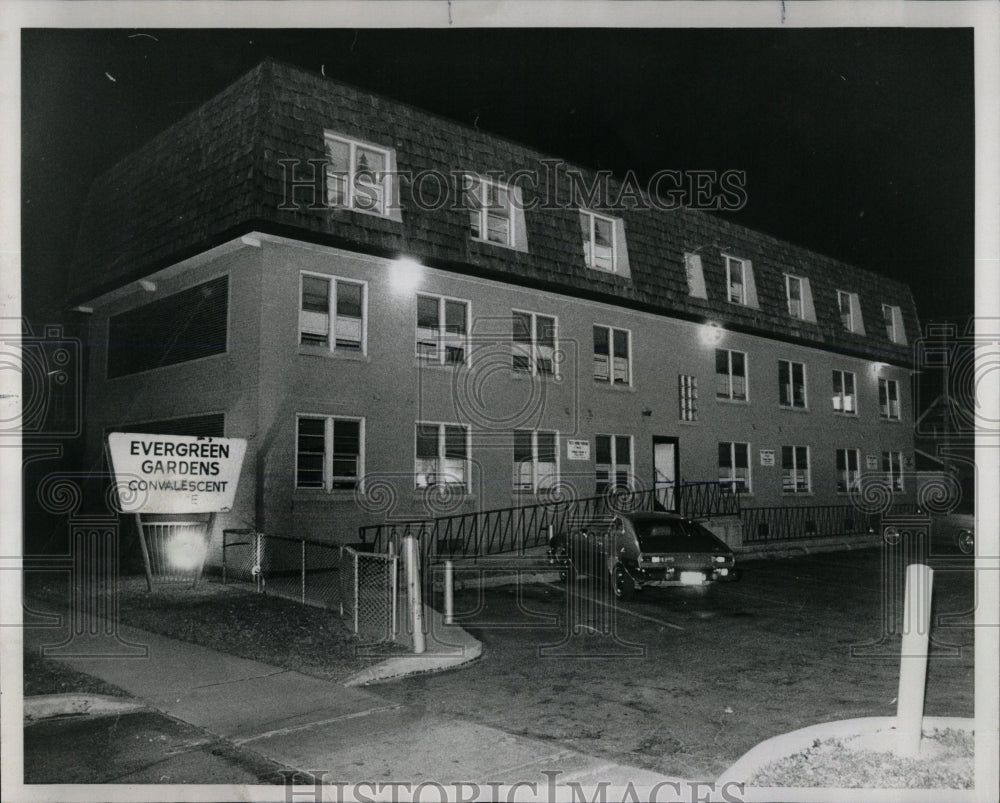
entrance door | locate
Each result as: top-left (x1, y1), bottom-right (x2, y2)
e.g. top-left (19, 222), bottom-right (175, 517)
top-left (652, 436), bottom-right (680, 512)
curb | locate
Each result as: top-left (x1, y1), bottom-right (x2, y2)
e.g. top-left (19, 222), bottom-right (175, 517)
top-left (343, 604), bottom-right (483, 686)
top-left (24, 693), bottom-right (148, 724)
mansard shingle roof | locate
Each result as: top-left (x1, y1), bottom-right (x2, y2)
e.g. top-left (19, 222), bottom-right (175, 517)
top-left (71, 58), bottom-right (919, 366)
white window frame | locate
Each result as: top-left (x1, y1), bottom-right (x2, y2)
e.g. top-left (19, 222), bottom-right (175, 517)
top-left (414, 422), bottom-right (471, 491)
top-left (778, 359), bottom-right (808, 409)
top-left (513, 430), bottom-right (560, 494)
top-left (726, 256), bottom-right (748, 305)
top-left (883, 450), bottom-right (904, 492)
top-left (512, 310), bottom-right (559, 377)
top-left (299, 272), bottom-right (368, 354)
top-left (836, 448), bottom-right (861, 494)
top-left (595, 434), bottom-right (634, 493)
top-left (715, 348), bottom-right (748, 401)
top-left (785, 274), bottom-right (804, 319)
top-left (718, 441), bottom-right (751, 494)
top-left (295, 414), bottom-right (365, 492)
top-left (879, 378), bottom-right (901, 420)
top-left (593, 324), bottom-right (632, 386)
top-left (416, 293), bottom-right (471, 366)
top-left (468, 174), bottom-right (516, 248)
top-left (323, 133), bottom-right (394, 217)
top-left (781, 445), bottom-right (811, 495)
top-left (679, 374), bottom-right (698, 422)
top-left (581, 210), bottom-right (618, 272)
top-left (832, 370), bottom-right (857, 415)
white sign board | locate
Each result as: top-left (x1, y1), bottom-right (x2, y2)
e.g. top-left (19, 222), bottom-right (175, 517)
top-left (108, 432), bottom-right (247, 513)
top-left (566, 439), bottom-right (591, 461)
top-left (866, 454), bottom-right (879, 470)
top-left (759, 449), bottom-right (775, 467)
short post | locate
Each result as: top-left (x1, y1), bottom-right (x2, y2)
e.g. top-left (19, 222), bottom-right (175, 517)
top-left (896, 563), bottom-right (933, 756)
top-left (444, 560), bottom-right (454, 625)
top-left (404, 535), bottom-right (426, 654)
top-left (301, 540), bottom-right (306, 604)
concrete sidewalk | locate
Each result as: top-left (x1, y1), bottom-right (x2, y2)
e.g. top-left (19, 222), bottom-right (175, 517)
top-left (23, 611), bottom-right (685, 788)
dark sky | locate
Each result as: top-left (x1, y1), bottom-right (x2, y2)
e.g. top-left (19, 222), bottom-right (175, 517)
top-left (21, 27), bottom-right (974, 330)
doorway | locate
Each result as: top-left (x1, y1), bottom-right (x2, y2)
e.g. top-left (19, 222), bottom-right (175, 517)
top-left (652, 436), bottom-right (680, 512)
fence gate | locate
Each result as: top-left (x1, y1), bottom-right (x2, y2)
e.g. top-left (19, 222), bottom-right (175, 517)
top-left (340, 546), bottom-right (398, 642)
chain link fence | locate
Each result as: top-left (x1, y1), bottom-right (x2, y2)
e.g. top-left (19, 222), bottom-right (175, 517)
top-left (340, 545), bottom-right (398, 643)
top-left (221, 531), bottom-right (398, 642)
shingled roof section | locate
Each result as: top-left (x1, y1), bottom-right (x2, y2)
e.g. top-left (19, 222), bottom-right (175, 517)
top-left (70, 58), bottom-right (920, 367)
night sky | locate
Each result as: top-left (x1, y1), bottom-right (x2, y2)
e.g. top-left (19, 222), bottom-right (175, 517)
top-left (21, 27), bottom-right (974, 331)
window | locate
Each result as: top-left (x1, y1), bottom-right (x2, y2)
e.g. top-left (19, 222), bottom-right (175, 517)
top-left (593, 325), bottom-right (631, 385)
top-left (107, 275), bottom-right (228, 378)
top-left (296, 415), bottom-right (363, 490)
top-left (882, 304), bottom-right (906, 344)
top-left (837, 290), bottom-right (865, 333)
top-left (415, 423), bottom-right (469, 489)
top-left (324, 134), bottom-right (392, 216)
top-left (781, 446), bottom-right (811, 494)
top-left (778, 360), bottom-right (807, 408)
top-left (726, 256), bottom-right (748, 304)
top-left (468, 176), bottom-right (514, 247)
top-left (679, 375), bottom-right (698, 421)
top-left (878, 378), bottom-right (900, 420)
top-left (786, 275), bottom-right (804, 319)
top-left (836, 448), bottom-right (861, 493)
top-left (580, 211), bottom-right (617, 272)
top-left (595, 435), bottom-right (632, 493)
top-left (299, 274), bottom-right (366, 352)
top-left (832, 370), bottom-right (857, 414)
top-left (513, 430), bottom-right (559, 493)
top-left (512, 311), bottom-right (557, 376)
top-left (715, 349), bottom-right (747, 401)
top-left (718, 442), bottom-right (750, 493)
top-left (882, 451), bottom-right (904, 492)
top-left (416, 295), bottom-right (469, 365)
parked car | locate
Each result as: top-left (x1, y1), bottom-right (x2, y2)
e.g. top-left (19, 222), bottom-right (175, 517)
top-left (926, 512), bottom-right (975, 555)
top-left (548, 511), bottom-right (739, 600)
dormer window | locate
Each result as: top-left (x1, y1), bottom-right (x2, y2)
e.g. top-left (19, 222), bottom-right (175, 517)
top-left (837, 290), bottom-right (853, 330)
top-left (723, 255), bottom-right (758, 307)
top-left (470, 178), bottom-right (512, 245)
top-left (726, 256), bottom-right (747, 304)
top-left (324, 133), bottom-right (393, 217)
top-left (579, 211), bottom-right (621, 272)
top-left (836, 290), bottom-right (865, 334)
top-left (786, 275), bottom-right (803, 318)
top-left (882, 304), bottom-right (906, 344)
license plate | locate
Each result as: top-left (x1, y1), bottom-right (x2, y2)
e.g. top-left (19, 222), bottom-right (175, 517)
top-left (680, 571), bottom-right (705, 586)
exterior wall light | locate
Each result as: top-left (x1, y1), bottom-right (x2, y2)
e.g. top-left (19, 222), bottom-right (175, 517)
top-left (390, 257), bottom-right (423, 293)
top-left (700, 321), bottom-right (724, 346)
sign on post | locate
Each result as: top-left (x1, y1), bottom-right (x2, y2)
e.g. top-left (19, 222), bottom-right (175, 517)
top-left (108, 432), bottom-right (247, 513)
top-left (108, 433), bottom-right (248, 590)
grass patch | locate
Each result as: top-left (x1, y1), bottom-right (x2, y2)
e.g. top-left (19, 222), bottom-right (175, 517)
top-left (23, 651), bottom-right (133, 698)
top-left (25, 574), bottom-right (406, 684)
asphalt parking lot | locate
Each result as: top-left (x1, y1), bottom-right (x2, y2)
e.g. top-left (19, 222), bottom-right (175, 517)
top-left (378, 543), bottom-right (976, 780)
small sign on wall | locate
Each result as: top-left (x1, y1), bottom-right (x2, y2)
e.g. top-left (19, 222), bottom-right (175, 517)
top-left (566, 439), bottom-right (591, 461)
top-left (866, 454), bottom-right (879, 470)
top-left (759, 449), bottom-right (775, 467)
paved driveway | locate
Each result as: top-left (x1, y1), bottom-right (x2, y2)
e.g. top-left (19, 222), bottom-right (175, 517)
top-left (378, 544), bottom-right (976, 780)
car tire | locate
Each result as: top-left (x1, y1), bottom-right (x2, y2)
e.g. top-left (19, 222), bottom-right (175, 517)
top-left (957, 530), bottom-right (975, 555)
top-left (612, 563), bottom-right (634, 601)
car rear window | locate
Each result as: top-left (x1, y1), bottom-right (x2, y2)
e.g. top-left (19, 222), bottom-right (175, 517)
top-left (634, 519), bottom-right (726, 553)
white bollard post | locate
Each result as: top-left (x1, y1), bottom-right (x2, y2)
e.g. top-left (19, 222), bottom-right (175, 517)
top-left (444, 560), bottom-right (454, 625)
top-left (896, 562), bottom-right (933, 756)
top-left (404, 535), bottom-right (426, 654)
